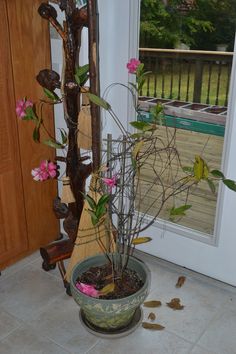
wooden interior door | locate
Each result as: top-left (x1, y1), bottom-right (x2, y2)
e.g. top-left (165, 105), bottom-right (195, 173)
top-left (0, 0), bottom-right (59, 269)
top-left (0, 0), bottom-right (28, 266)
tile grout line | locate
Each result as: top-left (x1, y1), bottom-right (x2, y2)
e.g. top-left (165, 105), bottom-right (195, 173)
top-left (42, 335), bottom-right (75, 354)
top-left (0, 255), bottom-right (42, 283)
top-left (0, 322), bottom-right (25, 343)
top-left (0, 322), bottom-right (72, 354)
top-left (187, 305), bottom-right (227, 353)
top-left (1, 290), bottom-right (65, 325)
top-left (84, 339), bottom-right (102, 354)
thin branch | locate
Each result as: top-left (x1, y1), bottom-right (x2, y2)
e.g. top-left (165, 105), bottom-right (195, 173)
top-left (48, 16), bottom-right (66, 41)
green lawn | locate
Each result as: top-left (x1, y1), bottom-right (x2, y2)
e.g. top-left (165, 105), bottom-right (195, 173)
top-left (141, 64), bottom-right (230, 107)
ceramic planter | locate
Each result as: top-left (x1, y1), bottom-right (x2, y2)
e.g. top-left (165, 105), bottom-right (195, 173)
top-left (70, 254), bottom-right (151, 331)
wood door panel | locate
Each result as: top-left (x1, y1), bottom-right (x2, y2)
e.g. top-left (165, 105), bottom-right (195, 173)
top-left (6, 0), bottom-right (59, 251)
top-left (0, 1), bottom-right (28, 265)
top-left (0, 0), bottom-right (59, 269)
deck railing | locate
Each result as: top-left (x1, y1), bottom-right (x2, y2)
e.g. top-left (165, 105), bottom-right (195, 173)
top-left (139, 48), bottom-right (233, 107)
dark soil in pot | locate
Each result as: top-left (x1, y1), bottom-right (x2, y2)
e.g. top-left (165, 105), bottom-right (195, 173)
top-left (77, 262), bottom-right (144, 299)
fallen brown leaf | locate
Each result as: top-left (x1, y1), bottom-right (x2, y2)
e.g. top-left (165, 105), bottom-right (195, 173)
top-left (142, 322), bottom-right (165, 330)
top-left (148, 312), bottom-right (156, 321)
top-left (143, 300), bottom-right (162, 308)
top-left (166, 298), bottom-right (184, 310)
top-left (176, 276), bottom-right (186, 288)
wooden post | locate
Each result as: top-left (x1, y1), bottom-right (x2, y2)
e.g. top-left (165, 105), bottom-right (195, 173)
top-left (193, 59), bottom-right (203, 103)
top-left (87, 0), bottom-right (101, 171)
top-left (38, 1), bottom-right (101, 291)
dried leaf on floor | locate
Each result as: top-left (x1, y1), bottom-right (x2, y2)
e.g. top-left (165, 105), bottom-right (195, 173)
top-left (143, 300), bottom-right (162, 308)
top-left (148, 312), bottom-right (156, 321)
top-left (176, 276), bottom-right (186, 288)
top-left (166, 298), bottom-right (184, 310)
top-left (142, 322), bottom-right (165, 330)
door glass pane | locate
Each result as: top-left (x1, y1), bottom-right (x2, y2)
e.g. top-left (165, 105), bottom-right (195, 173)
top-left (138, 0), bottom-right (235, 236)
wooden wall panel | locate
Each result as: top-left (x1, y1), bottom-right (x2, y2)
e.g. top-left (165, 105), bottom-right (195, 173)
top-left (5, 0), bottom-right (59, 254)
top-left (0, 0), bottom-right (28, 266)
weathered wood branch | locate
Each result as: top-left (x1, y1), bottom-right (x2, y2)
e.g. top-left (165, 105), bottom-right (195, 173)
top-left (40, 1), bottom-right (101, 281)
top-left (38, 3), bottom-right (66, 40)
top-left (87, 0), bottom-right (101, 171)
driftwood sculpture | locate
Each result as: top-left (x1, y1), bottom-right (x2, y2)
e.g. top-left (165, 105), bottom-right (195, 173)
top-left (38, 0), bottom-right (100, 293)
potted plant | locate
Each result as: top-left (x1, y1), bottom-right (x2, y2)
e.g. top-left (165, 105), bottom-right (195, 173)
top-left (68, 57), bottom-right (236, 335)
top-left (16, 1), bottom-right (236, 336)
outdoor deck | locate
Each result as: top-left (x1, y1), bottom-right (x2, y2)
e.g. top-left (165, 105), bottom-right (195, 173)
top-left (139, 48), bottom-right (233, 106)
top-left (138, 126), bottom-right (224, 235)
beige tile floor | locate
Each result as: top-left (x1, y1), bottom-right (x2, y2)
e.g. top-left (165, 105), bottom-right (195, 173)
top-left (0, 250), bottom-right (236, 354)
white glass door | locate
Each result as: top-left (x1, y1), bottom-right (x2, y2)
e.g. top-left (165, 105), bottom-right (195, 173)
top-left (98, 0), bottom-right (236, 286)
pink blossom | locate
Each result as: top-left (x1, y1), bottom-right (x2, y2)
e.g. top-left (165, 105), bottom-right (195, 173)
top-left (47, 162), bottom-right (57, 178)
top-left (126, 58), bottom-right (141, 74)
top-left (31, 168), bottom-right (42, 181)
top-left (75, 282), bottom-right (99, 297)
top-left (31, 160), bottom-right (57, 181)
top-left (16, 99), bottom-right (33, 119)
top-left (102, 175), bottom-right (117, 192)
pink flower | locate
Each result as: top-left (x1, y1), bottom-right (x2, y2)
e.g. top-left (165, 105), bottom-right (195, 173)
top-left (102, 175), bottom-right (117, 192)
top-left (75, 282), bottom-right (99, 297)
top-left (31, 168), bottom-right (42, 181)
top-left (126, 58), bottom-right (141, 74)
top-left (47, 162), bottom-right (57, 178)
top-left (31, 160), bottom-right (57, 181)
top-left (16, 99), bottom-right (33, 119)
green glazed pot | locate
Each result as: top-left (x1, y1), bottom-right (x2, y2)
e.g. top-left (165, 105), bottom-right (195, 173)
top-left (70, 254), bottom-right (151, 331)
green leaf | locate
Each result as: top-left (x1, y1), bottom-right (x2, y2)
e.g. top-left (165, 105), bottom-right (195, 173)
top-left (193, 155), bottom-right (204, 181)
top-left (132, 140), bottom-right (144, 160)
top-left (207, 179), bottom-right (216, 194)
top-left (58, 128), bottom-right (68, 145)
top-left (193, 155), bottom-right (209, 181)
top-left (95, 204), bottom-right (106, 219)
top-left (87, 210), bottom-right (99, 225)
top-left (43, 88), bottom-right (59, 101)
top-left (87, 93), bottom-right (110, 110)
top-left (170, 205), bottom-right (192, 216)
top-left (43, 139), bottom-right (64, 149)
top-left (142, 70), bottom-right (152, 77)
top-left (150, 104), bottom-right (163, 118)
top-left (131, 156), bottom-right (137, 170)
top-left (136, 63), bottom-right (144, 75)
top-left (97, 194), bottom-right (110, 207)
top-left (84, 194), bottom-right (97, 210)
top-left (130, 132), bottom-right (144, 139)
top-left (129, 121), bottom-right (153, 131)
top-left (75, 64), bottom-right (89, 86)
top-left (211, 169), bottom-right (225, 179)
top-left (74, 73), bottom-right (81, 85)
top-left (79, 73), bottom-right (89, 86)
top-left (33, 126), bottom-right (40, 142)
top-left (137, 78), bottom-right (146, 93)
top-left (223, 179), bottom-right (236, 191)
top-left (24, 106), bottom-right (36, 121)
top-left (75, 64), bottom-right (89, 77)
